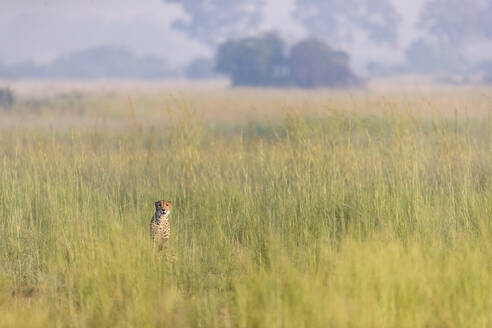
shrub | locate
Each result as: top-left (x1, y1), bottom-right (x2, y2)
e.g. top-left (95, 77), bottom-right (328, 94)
top-left (0, 87), bottom-right (14, 109)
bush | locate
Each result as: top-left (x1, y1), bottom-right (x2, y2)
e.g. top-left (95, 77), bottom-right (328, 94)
top-left (0, 87), bottom-right (14, 109)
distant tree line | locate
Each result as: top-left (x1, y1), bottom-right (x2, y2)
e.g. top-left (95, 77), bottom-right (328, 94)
top-left (215, 34), bottom-right (360, 88)
top-left (0, 46), bottom-right (176, 80)
top-left (163, 0), bottom-right (399, 47)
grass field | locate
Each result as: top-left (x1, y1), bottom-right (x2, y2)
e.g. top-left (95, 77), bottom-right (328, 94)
top-left (1, 84), bottom-right (491, 327)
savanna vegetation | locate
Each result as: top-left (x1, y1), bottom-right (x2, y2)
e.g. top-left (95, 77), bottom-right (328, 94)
top-left (0, 84), bottom-right (491, 327)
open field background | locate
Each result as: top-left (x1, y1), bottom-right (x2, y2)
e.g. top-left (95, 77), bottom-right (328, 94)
top-left (1, 82), bottom-right (492, 327)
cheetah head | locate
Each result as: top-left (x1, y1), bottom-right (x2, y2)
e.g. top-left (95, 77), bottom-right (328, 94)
top-left (155, 200), bottom-right (172, 217)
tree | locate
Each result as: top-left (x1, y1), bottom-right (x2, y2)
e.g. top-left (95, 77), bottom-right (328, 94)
top-left (404, 38), bottom-right (450, 74)
top-left (216, 35), bottom-right (359, 88)
top-left (294, 0), bottom-right (400, 45)
top-left (420, 0), bottom-right (492, 45)
top-left (163, 0), bottom-right (265, 46)
top-left (418, 0), bottom-right (492, 73)
top-left (289, 38), bottom-right (359, 88)
top-left (215, 33), bottom-right (288, 86)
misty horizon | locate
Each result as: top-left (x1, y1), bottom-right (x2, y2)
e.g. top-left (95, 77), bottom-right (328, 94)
top-left (2, 0), bottom-right (426, 72)
top-left (2, 0), bottom-right (492, 80)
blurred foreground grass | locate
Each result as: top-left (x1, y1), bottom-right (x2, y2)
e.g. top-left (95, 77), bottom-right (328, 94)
top-left (0, 86), bottom-right (491, 327)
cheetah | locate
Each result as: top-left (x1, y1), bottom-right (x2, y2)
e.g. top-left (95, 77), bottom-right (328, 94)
top-left (150, 200), bottom-right (172, 251)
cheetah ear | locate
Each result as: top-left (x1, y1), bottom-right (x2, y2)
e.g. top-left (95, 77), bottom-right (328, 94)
top-left (154, 201), bottom-right (159, 208)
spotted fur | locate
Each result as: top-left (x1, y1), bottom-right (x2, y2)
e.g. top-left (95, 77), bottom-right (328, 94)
top-left (150, 200), bottom-right (172, 250)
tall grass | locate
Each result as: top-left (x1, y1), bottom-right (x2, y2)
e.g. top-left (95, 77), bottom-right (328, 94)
top-left (0, 89), bottom-right (491, 327)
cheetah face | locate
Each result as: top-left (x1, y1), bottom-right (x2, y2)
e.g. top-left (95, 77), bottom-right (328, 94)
top-left (155, 200), bottom-right (172, 217)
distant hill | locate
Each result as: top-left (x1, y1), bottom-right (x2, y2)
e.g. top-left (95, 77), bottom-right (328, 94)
top-left (0, 46), bottom-right (176, 79)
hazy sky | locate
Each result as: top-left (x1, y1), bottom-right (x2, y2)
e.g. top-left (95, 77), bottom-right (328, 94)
top-left (1, 0), bottom-right (429, 72)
